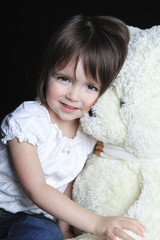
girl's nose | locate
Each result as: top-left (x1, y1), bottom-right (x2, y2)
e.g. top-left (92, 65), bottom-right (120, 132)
top-left (66, 86), bottom-right (80, 102)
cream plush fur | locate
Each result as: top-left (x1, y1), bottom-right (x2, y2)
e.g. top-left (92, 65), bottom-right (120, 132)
top-left (70, 25), bottom-right (160, 240)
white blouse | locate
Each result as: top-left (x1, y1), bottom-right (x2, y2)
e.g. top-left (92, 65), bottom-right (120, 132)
top-left (0, 100), bottom-right (96, 219)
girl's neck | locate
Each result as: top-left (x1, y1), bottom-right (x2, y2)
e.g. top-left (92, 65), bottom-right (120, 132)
top-left (43, 103), bottom-right (80, 138)
top-left (57, 119), bottom-right (80, 138)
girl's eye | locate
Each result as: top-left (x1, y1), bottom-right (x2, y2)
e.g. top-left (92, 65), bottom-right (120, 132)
top-left (87, 85), bottom-right (98, 91)
top-left (57, 76), bottom-right (70, 82)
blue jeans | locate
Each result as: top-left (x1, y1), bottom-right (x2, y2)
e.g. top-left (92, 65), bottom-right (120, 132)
top-left (0, 208), bottom-right (64, 240)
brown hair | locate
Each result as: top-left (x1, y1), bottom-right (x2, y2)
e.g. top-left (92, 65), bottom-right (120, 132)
top-left (37, 15), bottom-right (130, 103)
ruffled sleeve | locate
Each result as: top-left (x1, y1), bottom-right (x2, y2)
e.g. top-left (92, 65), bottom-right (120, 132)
top-left (1, 101), bottom-right (51, 146)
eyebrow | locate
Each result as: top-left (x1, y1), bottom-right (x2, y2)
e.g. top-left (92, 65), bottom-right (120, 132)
top-left (52, 70), bottom-right (73, 79)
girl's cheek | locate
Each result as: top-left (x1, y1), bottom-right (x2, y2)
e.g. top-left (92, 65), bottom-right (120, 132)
top-left (85, 95), bottom-right (99, 112)
top-left (84, 100), bottom-right (97, 112)
top-left (50, 89), bottom-right (60, 99)
top-left (89, 95), bottom-right (99, 106)
top-left (46, 84), bottom-right (62, 100)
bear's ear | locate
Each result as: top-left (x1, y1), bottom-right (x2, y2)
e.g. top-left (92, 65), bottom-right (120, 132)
top-left (88, 108), bottom-right (96, 117)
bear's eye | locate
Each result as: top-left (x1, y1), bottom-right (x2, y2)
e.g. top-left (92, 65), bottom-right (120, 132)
top-left (120, 100), bottom-right (125, 106)
top-left (89, 108), bottom-right (96, 117)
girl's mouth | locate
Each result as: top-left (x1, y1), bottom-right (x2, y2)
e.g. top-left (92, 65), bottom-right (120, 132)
top-left (60, 102), bottom-right (79, 112)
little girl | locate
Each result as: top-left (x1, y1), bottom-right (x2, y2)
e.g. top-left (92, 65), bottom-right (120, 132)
top-left (0, 15), bottom-right (145, 240)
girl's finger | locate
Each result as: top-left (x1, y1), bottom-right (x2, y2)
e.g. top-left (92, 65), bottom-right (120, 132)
top-left (120, 218), bottom-right (145, 238)
top-left (114, 227), bottom-right (136, 240)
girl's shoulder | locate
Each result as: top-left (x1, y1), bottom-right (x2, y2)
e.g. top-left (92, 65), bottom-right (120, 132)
top-left (1, 100), bottom-right (51, 145)
top-left (2, 100), bottom-right (49, 127)
top-left (11, 100), bottom-right (44, 116)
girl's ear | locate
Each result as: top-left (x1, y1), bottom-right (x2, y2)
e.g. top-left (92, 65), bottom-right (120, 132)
top-left (88, 108), bottom-right (96, 117)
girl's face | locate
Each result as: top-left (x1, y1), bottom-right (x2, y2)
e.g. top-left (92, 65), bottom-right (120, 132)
top-left (45, 60), bottom-right (101, 124)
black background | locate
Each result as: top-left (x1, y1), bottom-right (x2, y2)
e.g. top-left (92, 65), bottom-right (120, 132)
top-left (0, 0), bottom-right (159, 122)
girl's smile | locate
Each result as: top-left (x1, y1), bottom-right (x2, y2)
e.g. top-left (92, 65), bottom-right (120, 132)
top-left (60, 102), bottom-right (79, 112)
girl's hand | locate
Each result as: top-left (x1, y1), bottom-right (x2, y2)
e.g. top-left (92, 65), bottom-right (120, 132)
top-left (63, 230), bottom-right (76, 239)
top-left (94, 216), bottom-right (145, 240)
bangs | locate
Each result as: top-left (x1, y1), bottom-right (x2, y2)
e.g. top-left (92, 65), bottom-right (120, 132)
top-left (54, 44), bottom-right (103, 86)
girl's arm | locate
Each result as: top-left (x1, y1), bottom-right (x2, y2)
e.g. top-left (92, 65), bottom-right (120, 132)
top-left (8, 138), bottom-right (145, 240)
top-left (58, 180), bottom-right (76, 239)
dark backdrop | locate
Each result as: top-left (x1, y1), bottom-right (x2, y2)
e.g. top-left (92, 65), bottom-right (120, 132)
top-left (1, 0), bottom-right (159, 122)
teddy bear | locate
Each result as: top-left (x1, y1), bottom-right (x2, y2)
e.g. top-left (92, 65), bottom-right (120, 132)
top-left (70, 24), bottom-right (160, 240)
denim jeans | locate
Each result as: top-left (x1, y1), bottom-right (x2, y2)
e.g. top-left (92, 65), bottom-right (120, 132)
top-left (0, 208), bottom-right (64, 240)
